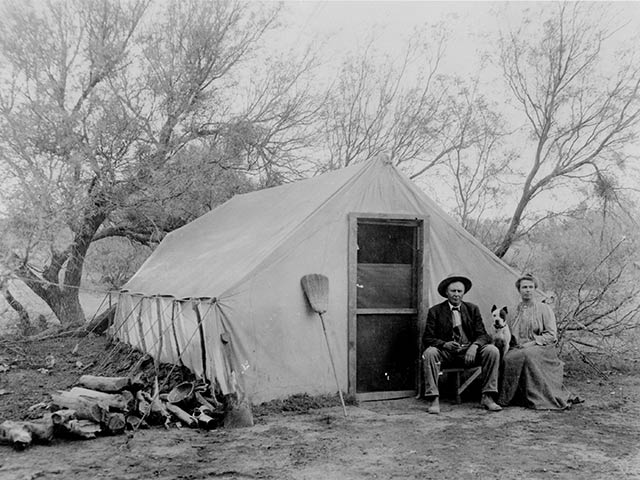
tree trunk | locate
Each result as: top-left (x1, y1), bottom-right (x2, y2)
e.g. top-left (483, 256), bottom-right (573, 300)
top-left (1, 286), bottom-right (33, 334)
top-left (493, 190), bottom-right (532, 259)
top-left (16, 204), bottom-right (108, 328)
top-left (49, 290), bottom-right (86, 327)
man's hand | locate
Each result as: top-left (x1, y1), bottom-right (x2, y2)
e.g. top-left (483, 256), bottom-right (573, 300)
top-left (443, 341), bottom-right (461, 352)
top-left (464, 343), bottom-right (478, 366)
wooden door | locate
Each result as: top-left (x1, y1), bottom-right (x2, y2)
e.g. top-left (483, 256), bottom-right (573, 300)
top-left (348, 214), bottom-right (427, 401)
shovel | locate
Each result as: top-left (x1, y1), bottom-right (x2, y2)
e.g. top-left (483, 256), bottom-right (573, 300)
top-left (300, 274), bottom-right (348, 417)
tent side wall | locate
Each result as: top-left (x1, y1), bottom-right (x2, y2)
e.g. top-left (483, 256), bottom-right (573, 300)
top-left (112, 294), bottom-right (232, 394)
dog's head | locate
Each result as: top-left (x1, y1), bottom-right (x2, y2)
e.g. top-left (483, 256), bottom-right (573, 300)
top-left (491, 304), bottom-right (508, 329)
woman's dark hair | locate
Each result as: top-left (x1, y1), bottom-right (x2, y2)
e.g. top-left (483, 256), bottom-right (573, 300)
top-left (515, 273), bottom-right (538, 290)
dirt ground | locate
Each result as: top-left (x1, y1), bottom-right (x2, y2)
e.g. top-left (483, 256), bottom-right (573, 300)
top-left (0, 334), bottom-right (639, 480)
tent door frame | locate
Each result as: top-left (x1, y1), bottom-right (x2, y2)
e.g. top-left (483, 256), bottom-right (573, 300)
top-left (347, 213), bottom-right (430, 401)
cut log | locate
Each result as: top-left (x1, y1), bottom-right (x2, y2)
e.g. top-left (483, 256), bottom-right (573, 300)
top-left (136, 390), bottom-right (151, 419)
top-left (129, 373), bottom-right (145, 391)
top-left (64, 419), bottom-right (101, 439)
top-left (165, 402), bottom-right (196, 427)
top-left (78, 375), bottom-right (130, 393)
top-left (138, 390), bottom-right (170, 425)
top-left (102, 412), bottom-right (126, 435)
top-left (20, 416), bottom-right (54, 443)
top-left (68, 387), bottom-right (128, 411)
top-left (0, 421), bottom-right (32, 449)
top-left (121, 389), bottom-right (136, 411)
top-left (52, 409), bottom-right (77, 425)
top-left (149, 377), bottom-right (170, 424)
top-left (125, 414), bottom-right (148, 431)
top-left (195, 411), bottom-right (217, 429)
top-left (50, 391), bottom-right (107, 423)
top-left (195, 391), bottom-right (220, 410)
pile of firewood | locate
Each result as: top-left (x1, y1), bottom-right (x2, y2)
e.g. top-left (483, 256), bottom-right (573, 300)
top-left (0, 374), bottom-right (233, 450)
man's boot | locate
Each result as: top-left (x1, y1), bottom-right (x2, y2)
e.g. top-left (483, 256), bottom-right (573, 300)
top-left (481, 393), bottom-right (502, 412)
top-left (426, 396), bottom-right (440, 414)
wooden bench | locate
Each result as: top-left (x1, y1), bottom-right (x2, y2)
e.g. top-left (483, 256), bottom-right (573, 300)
top-left (440, 366), bottom-right (482, 404)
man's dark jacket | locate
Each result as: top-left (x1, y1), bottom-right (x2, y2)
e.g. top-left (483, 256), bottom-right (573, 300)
top-left (422, 300), bottom-right (491, 351)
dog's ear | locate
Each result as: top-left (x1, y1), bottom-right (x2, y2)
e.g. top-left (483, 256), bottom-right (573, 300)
top-left (491, 304), bottom-right (497, 311)
top-left (502, 306), bottom-right (508, 315)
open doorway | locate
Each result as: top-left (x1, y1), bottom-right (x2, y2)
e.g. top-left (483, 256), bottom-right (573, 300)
top-left (348, 214), bottom-right (428, 401)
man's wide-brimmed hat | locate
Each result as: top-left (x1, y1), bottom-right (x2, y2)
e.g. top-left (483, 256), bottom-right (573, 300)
top-left (437, 274), bottom-right (472, 298)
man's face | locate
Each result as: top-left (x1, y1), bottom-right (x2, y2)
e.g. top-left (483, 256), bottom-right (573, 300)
top-left (446, 281), bottom-right (465, 306)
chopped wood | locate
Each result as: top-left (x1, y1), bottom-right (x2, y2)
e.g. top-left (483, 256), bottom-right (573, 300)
top-left (121, 389), bottom-right (136, 411)
top-left (50, 391), bottom-right (107, 424)
top-left (68, 387), bottom-right (128, 411)
top-left (102, 412), bottom-right (126, 435)
top-left (52, 409), bottom-right (77, 425)
top-left (0, 421), bottom-right (32, 449)
top-left (125, 414), bottom-right (148, 431)
top-left (136, 390), bottom-right (151, 419)
top-left (195, 411), bottom-right (217, 429)
top-left (20, 417), bottom-right (54, 443)
top-left (195, 391), bottom-right (220, 410)
top-left (78, 375), bottom-right (130, 393)
top-left (64, 419), bottom-right (101, 439)
top-left (138, 390), bottom-right (170, 425)
top-left (129, 372), bottom-right (145, 391)
top-left (27, 401), bottom-right (49, 412)
top-left (165, 402), bottom-right (196, 427)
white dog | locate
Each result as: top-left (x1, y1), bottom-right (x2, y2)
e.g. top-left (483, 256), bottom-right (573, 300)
top-left (491, 305), bottom-right (511, 357)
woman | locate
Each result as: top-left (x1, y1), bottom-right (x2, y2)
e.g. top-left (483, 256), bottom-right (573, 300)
top-left (498, 273), bottom-right (570, 410)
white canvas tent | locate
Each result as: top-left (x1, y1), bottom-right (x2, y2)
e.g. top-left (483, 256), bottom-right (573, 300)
top-left (113, 157), bottom-right (520, 403)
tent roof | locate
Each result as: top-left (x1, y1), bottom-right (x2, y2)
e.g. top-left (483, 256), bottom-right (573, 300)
top-left (122, 157), bottom-right (516, 300)
top-left (122, 160), bottom-right (371, 299)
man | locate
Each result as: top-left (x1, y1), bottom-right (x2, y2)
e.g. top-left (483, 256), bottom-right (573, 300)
top-left (422, 274), bottom-right (502, 414)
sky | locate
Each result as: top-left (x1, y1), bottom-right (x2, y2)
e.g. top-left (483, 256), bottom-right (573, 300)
top-left (273, 1), bottom-right (640, 215)
top-left (279, 1), bottom-right (640, 73)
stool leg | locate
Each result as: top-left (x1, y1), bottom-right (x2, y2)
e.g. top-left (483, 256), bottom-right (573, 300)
top-left (454, 372), bottom-right (461, 404)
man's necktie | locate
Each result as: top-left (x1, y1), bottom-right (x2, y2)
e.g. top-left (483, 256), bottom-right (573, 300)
top-left (452, 307), bottom-right (461, 341)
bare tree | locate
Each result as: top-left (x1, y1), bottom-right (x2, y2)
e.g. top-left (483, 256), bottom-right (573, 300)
top-left (0, 0), bottom-right (320, 326)
top-left (318, 26), bottom-right (497, 178)
top-left (524, 208), bottom-right (640, 360)
top-left (493, 3), bottom-right (640, 258)
top-left (438, 81), bottom-right (513, 249)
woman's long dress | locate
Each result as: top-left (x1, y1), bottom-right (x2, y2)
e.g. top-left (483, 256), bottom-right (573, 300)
top-left (498, 301), bottom-right (570, 410)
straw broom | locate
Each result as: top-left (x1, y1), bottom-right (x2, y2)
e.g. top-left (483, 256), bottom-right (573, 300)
top-left (301, 274), bottom-right (347, 417)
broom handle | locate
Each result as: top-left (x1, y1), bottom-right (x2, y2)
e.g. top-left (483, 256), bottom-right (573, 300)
top-left (319, 313), bottom-right (348, 417)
